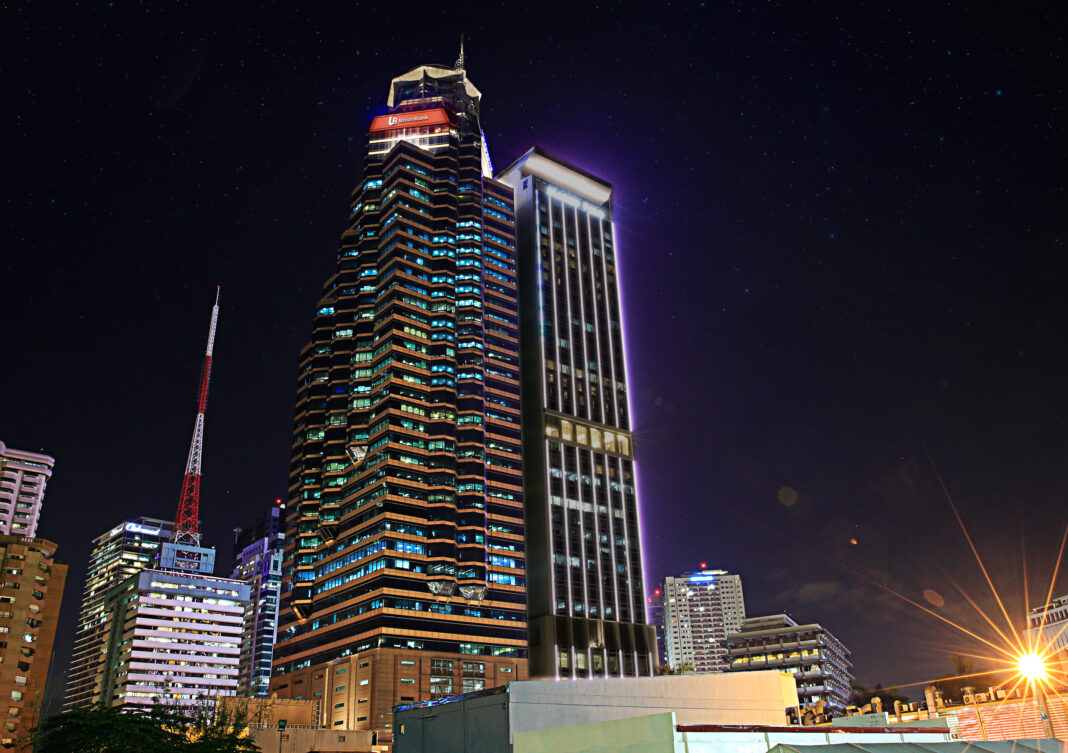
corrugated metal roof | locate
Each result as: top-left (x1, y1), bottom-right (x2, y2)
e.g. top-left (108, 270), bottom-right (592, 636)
top-left (767, 739), bottom-right (1067, 753)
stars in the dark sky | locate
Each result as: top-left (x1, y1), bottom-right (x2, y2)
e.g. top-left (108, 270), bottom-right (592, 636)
top-left (1, 0), bottom-right (1065, 699)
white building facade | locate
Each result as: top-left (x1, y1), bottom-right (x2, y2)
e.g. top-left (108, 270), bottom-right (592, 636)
top-left (0, 440), bottom-right (54, 538)
top-left (662, 569), bottom-right (745, 673)
top-left (100, 566), bottom-right (250, 708)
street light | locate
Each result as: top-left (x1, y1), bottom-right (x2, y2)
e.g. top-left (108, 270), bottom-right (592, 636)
top-left (1015, 652), bottom-right (1054, 738)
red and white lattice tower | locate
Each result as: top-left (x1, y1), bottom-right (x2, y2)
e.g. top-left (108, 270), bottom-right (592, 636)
top-left (172, 287), bottom-right (220, 547)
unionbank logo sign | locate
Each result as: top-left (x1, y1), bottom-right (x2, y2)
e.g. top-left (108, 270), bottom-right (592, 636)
top-left (370, 108), bottom-right (449, 132)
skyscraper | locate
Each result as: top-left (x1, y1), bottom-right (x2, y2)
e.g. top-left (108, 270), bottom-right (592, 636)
top-left (271, 56), bottom-right (527, 742)
top-left (497, 148), bottom-right (657, 678)
top-left (0, 440), bottom-right (54, 538)
top-left (231, 501), bottom-right (284, 697)
top-left (64, 517), bottom-right (174, 710)
top-left (0, 536), bottom-right (66, 748)
top-left (660, 568), bottom-right (745, 673)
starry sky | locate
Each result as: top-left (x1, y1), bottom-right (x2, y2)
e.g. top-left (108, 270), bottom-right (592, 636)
top-left (2, 1), bottom-right (1066, 706)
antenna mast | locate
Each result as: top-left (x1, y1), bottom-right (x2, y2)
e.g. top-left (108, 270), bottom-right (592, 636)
top-left (173, 287), bottom-right (220, 547)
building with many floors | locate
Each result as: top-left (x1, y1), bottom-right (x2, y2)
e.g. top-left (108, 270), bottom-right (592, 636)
top-left (270, 55), bottom-right (527, 744)
top-left (0, 536), bottom-right (67, 749)
top-left (0, 441), bottom-right (54, 538)
top-left (231, 502), bottom-right (284, 697)
top-left (724, 614), bottom-right (853, 715)
top-left (64, 517), bottom-right (173, 710)
top-left (497, 147), bottom-right (657, 678)
top-left (98, 542), bottom-right (250, 709)
top-left (660, 568), bottom-right (745, 673)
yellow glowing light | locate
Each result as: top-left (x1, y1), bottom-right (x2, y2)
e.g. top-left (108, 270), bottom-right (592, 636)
top-left (1016, 652), bottom-right (1049, 682)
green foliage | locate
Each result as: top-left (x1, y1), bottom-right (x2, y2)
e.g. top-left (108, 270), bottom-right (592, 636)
top-left (934, 654), bottom-right (976, 703)
top-left (31, 698), bottom-right (262, 753)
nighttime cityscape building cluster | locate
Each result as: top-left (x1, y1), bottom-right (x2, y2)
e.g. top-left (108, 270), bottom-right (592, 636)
top-left (2, 30), bottom-right (1066, 753)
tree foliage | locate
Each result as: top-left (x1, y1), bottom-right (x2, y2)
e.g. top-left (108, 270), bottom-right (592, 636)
top-left (31, 698), bottom-right (262, 753)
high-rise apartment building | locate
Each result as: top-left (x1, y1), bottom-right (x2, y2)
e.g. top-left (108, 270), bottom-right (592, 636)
top-left (0, 441), bottom-right (54, 538)
top-left (724, 614), bottom-right (853, 715)
top-left (231, 502), bottom-right (284, 697)
top-left (64, 517), bottom-right (173, 710)
top-left (497, 148), bottom-right (656, 678)
top-left (0, 536), bottom-right (66, 748)
top-left (271, 57), bottom-right (527, 742)
top-left (660, 568), bottom-right (745, 673)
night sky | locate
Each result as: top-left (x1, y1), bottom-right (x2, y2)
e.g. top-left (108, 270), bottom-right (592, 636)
top-left (2, 2), bottom-right (1066, 704)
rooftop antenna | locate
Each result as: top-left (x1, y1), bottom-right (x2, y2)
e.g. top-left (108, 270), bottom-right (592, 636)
top-left (172, 286), bottom-right (220, 548)
top-left (455, 33), bottom-right (465, 71)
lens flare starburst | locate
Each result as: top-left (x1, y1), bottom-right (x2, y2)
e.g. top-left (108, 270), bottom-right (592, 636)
top-left (851, 448), bottom-right (1068, 724)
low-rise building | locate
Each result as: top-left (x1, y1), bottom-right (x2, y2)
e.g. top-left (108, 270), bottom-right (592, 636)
top-left (724, 614), bottom-right (853, 716)
top-left (0, 536), bottom-right (66, 750)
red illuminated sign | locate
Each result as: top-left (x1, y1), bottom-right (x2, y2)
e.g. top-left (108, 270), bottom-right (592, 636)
top-left (369, 108), bottom-right (451, 133)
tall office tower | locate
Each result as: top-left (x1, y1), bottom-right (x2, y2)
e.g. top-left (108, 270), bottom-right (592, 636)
top-left (271, 57), bottom-right (527, 742)
top-left (0, 440), bottom-right (54, 537)
top-left (497, 148), bottom-right (656, 678)
top-left (725, 614), bottom-right (853, 715)
top-left (660, 568), bottom-right (745, 673)
top-left (231, 501), bottom-right (285, 697)
top-left (64, 517), bottom-right (173, 710)
top-left (0, 536), bottom-right (66, 748)
top-left (1028, 595), bottom-right (1068, 675)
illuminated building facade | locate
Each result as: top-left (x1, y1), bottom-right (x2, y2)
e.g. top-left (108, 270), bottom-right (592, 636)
top-left (98, 562), bottom-right (250, 709)
top-left (661, 568), bottom-right (745, 673)
top-left (497, 148), bottom-right (656, 678)
top-left (0, 536), bottom-right (66, 749)
top-left (0, 440), bottom-right (54, 538)
top-left (64, 516), bottom-right (173, 710)
top-left (724, 614), bottom-right (853, 714)
top-left (231, 502), bottom-right (284, 697)
top-left (271, 57), bottom-right (527, 743)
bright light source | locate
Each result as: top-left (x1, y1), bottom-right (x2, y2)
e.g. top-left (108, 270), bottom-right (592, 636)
top-left (1016, 651), bottom-right (1049, 682)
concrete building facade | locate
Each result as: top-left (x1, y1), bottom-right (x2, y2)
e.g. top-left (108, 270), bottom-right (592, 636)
top-left (64, 517), bottom-right (173, 710)
top-left (724, 615), bottom-right (853, 716)
top-left (0, 441), bottom-right (54, 539)
top-left (497, 148), bottom-right (656, 679)
top-left (0, 536), bottom-right (66, 749)
top-left (661, 569), bottom-right (745, 673)
top-left (231, 502), bottom-right (284, 697)
top-left (99, 549), bottom-right (250, 710)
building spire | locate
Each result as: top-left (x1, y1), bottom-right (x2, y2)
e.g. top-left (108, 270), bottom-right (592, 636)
top-left (455, 33), bottom-right (465, 71)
